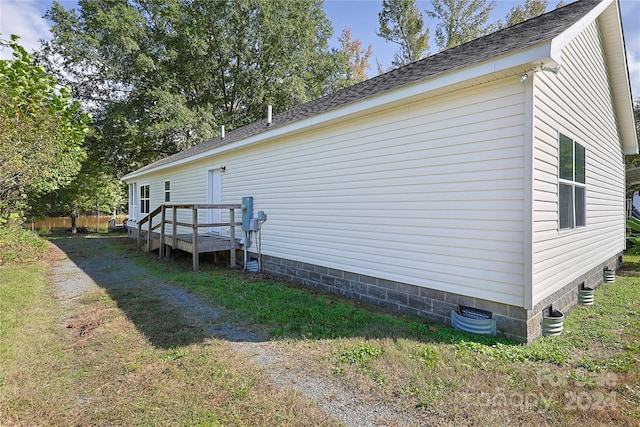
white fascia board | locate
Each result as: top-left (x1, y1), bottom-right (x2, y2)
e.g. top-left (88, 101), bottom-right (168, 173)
top-left (605, 0), bottom-right (638, 155)
top-left (549, 0), bottom-right (636, 155)
top-left (549, 0), bottom-right (613, 62)
top-left (122, 43), bottom-right (554, 182)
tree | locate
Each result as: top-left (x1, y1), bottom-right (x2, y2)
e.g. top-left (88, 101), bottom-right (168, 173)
top-left (505, 0), bottom-right (547, 26)
top-left (0, 35), bottom-right (89, 219)
top-left (30, 158), bottom-right (126, 233)
top-left (426, 0), bottom-right (495, 51)
top-left (491, 0), bottom-right (566, 31)
top-left (39, 0), bottom-right (347, 177)
top-left (336, 28), bottom-right (373, 86)
top-left (625, 99), bottom-right (640, 170)
top-left (377, 0), bottom-right (430, 68)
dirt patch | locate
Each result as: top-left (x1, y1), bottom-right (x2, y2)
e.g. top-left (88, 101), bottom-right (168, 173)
top-left (48, 235), bottom-right (421, 426)
top-left (66, 320), bottom-right (104, 336)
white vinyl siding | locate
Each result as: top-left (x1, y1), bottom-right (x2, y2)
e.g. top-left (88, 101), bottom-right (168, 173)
top-left (131, 165), bottom-right (230, 236)
top-left (223, 78), bottom-right (526, 306)
top-left (531, 20), bottom-right (625, 305)
top-left (128, 78), bottom-right (526, 306)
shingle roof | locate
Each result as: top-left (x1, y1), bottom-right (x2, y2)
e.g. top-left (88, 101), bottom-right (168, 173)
top-left (127, 0), bottom-right (601, 177)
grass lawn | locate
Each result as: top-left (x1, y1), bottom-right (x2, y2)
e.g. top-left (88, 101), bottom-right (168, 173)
top-left (149, 244), bottom-right (640, 426)
top-left (0, 237), bottom-right (336, 426)
top-left (1, 233), bottom-right (639, 426)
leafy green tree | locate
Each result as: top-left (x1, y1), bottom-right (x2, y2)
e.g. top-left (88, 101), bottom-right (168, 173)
top-left (30, 158), bottom-right (126, 233)
top-left (505, 0), bottom-right (548, 26)
top-left (377, 0), bottom-right (430, 68)
top-left (426, 0), bottom-right (495, 51)
top-left (39, 0), bottom-right (346, 177)
top-left (490, 1), bottom-right (566, 33)
top-left (0, 35), bottom-right (89, 219)
top-left (625, 99), bottom-right (640, 170)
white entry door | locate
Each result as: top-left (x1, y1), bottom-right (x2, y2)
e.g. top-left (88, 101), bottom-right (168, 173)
top-left (207, 170), bottom-right (222, 233)
top-left (128, 183), bottom-right (137, 221)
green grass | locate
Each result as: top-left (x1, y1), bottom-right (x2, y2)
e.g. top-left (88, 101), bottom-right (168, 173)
top-left (0, 262), bottom-right (73, 420)
top-left (136, 249), bottom-right (506, 345)
top-left (119, 241), bottom-right (640, 425)
top-left (0, 235), bottom-right (339, 426)
top-left (339, 342), bottom-right (385, 365)
top-left (147, 248), bottom-right (627, 367)
top-left (3, 233), bottom-right (640, 426)
top-left (118, 240), bottom-right (640, 371)
top-left (170, 269), bottom-right (415, 340)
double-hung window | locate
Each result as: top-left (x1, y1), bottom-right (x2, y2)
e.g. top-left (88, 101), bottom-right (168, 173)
top-left (558, 133), bottom-right (586, 230)
top-left (140, 184), bottom-right (150, 215)
top-left (164, 181), bottom-right (171, 202)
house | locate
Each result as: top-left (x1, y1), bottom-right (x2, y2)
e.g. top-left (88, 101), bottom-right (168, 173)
top-left (121, 0), bottom-right (637, 342)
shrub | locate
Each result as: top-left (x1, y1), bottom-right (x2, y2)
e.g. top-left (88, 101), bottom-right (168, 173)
top-left (0, 222), bottom-right (48, 264)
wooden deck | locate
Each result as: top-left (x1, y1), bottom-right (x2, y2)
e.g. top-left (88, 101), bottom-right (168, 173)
top-left (141, 231), bottom-right (239, 254)
top-left (136, 203), bottom-right (243, 271)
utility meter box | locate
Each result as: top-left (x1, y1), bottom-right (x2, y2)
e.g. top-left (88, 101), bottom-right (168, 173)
top-left (242, 196), bottom-right (253, 231)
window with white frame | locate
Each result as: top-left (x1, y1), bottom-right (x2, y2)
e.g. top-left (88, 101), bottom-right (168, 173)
top-left (140, 184), bottom-right (150, 214)
top-left (164, 181), bottom-right (170, 202)
top-left (558, 133), bottom-right (586, 230)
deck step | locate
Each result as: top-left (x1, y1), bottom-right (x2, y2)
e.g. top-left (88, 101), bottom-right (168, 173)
top-left (138, 233), bottom-right (161, 252)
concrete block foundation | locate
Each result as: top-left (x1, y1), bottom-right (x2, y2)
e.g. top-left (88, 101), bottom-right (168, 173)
top-left (261, 252), bottom-right (622, 343)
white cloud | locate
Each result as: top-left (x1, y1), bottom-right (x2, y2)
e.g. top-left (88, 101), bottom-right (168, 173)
top-left (0, 1), bottom-right (52, 59)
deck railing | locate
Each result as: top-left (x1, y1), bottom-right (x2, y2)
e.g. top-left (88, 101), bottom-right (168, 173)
top-left (137, 203), bottom-right (243, 271)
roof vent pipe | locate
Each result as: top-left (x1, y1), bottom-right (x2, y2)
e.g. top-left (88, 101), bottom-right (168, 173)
top-left (221, 125), bottom-right (225, 139)
top-left (267, 105), bottom-right (272, 126)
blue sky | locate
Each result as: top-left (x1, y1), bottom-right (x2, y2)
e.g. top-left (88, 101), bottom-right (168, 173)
top-left (0, 0), bottom-right (638, 98)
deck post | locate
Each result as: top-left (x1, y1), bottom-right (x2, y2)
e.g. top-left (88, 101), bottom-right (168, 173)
top-left (192, 207), bottom-right (199, 271)
top-left (229, 208), bottom-right (236, 267)
top-left (159, 205), bottom-right (166, 259)
top-left (137, 221), bottom-right (142, 250)
top-left (146, 212), bottom-right (152, 253)
top-left (172, 205), bottom-right (177, 258)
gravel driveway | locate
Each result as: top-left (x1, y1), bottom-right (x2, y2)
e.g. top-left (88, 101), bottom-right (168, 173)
top-left (49, 235), bottom-right (421, 427)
